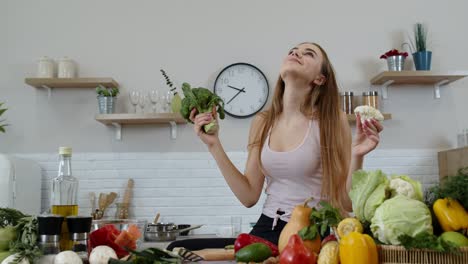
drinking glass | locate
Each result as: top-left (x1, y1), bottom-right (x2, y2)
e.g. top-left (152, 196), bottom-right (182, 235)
top-left (231, 216), bottom-right (242, 237)
top-left (129, 90), bottom-right (140, 113)
top-left (138, 94), bottom-right (148, 114)
top-left (149, 89), bottom-right (160, 113)
top-left (163, 91), bottom-right (173, 113)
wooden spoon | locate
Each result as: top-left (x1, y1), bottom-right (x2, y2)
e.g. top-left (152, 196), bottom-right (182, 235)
top-left (153, 212), bottom-right (160, 224)
top-left (98, 193), bottom-right (107, 211)
top-left (123, 179), bottom-right (134, 205)
top-left (106, 192), bottom-right (118, 208)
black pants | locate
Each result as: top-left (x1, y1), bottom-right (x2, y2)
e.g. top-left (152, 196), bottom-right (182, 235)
top-left (249, 213), bottom-right (287, 245)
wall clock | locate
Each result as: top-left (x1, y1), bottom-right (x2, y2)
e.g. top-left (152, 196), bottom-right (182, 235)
top-left (213, 63), bottom-right (269, 118)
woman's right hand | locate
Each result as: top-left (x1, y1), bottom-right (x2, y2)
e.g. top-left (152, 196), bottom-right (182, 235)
top-left (189, 107), bottom-right (220, 148)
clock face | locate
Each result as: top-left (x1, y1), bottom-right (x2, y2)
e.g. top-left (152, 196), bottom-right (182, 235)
top-left (214, 63), bottom-right (269, 118)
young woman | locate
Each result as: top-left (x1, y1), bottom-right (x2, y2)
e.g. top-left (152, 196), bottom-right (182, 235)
top-left (189, 42), bottom-right (383, 244)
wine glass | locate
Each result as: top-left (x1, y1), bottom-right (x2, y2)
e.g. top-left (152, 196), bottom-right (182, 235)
top-left (129, 90), bottom-right (140, 113)
top-left (161, 91), bottom-right (173, 113)
top-left (149, 89), bottom-right (160, 113)
top-left (138, 94), bottom-right (148, 114)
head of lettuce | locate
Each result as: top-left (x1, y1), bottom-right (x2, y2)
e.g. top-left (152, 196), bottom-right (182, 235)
top-left (370, 195), bottom-right (433, 245)
top-left (349, 170), bottom-right (390, 223)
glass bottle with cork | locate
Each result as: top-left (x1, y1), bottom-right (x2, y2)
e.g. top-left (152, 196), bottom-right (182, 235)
top-left (51, 146), bottom-right (79, 251)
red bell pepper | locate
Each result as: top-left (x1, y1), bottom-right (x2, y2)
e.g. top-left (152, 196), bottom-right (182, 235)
top-left (279, 234), bottom-right (317, 264)
top-left (89, 224), bottom-right (128, 258)
top-left (234, 233), bottom-right (279, 256)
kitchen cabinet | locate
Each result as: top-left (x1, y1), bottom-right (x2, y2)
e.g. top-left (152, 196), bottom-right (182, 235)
top-left (95, 113), bottom-right (186, 140)
top-left (370, 71), bottom-right (468, 99)
top-left (25, 77), bottom-right (118, 98)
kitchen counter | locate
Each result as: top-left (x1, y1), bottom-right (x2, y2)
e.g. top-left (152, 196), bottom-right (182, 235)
top-left (140, 234), bottom-right (222, 250)
top-left (140, 234), bottom-right (238, 263)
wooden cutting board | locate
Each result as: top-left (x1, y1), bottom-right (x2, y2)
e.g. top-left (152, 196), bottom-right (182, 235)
top-left (192, 248), bottom-right (235, 261)
top-left (438, 146), bottom-right (468, 180)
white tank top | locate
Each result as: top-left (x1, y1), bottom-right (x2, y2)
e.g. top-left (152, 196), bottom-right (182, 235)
top-left (260, 120), bottom-right (322, 222)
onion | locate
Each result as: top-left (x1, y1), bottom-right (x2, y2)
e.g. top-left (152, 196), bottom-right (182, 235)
top-left (54, 251), bottom-right (82, 264)
top-left (89, 246), bottom-right (117, 264)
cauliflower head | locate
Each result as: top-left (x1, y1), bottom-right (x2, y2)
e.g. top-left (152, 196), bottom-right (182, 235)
top-left (354, 105), bottom-right (384, 123)
top-left (390, 178), bottom-right (415, 198)
top-left (389, 175), bottom-right (423, 201)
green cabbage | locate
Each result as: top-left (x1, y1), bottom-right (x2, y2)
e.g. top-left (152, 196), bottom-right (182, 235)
top-left (370, 195), bottom-right (433, 245)
top-left (349, 170), bottom-right (388, 223)
top-left (363, 182), bottom-right (389, 222)
top-left (389, 175), bottom-right (423, 201)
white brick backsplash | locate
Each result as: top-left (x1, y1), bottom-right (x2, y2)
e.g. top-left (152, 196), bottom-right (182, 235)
top-left (17, 149), bottom-right (441, 235)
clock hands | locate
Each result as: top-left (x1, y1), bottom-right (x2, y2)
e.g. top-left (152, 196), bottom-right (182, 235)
top-left (226, 87), bottom-right (245, 105)
top-left (227, 85), bottom-right (246, 93)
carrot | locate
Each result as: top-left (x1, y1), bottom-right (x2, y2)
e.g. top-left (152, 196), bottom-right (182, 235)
top-left (127, 224), bottom-right (142, 240)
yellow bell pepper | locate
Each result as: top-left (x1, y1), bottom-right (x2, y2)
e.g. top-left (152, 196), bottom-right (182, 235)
top-left (433, 198), bottom-right (468, 232)
top-left (339, 232), bottom-right (378, 264)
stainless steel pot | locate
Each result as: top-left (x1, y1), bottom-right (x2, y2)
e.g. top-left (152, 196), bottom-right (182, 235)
top-left (144, 223), bottom-right (203, 242)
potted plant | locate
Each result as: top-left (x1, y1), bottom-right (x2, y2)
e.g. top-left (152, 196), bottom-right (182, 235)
top-left (408, 23), bottom-right (432, 70)
top-left (96, 85), bottom-right (119, 114)
top-left (380, 49), bottom-right (408, 71)
top-left (0, 102), bottom-right (8, 133)
top-left (160, 69), bottom-right (182, 113)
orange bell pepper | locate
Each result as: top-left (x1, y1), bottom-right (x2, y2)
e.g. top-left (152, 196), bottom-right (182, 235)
top-left (339, 232), bottom-right (378, 264)
top-left (433, 198), bottom-right (468, 232)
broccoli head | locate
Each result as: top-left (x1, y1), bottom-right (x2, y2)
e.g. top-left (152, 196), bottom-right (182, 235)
top-left (180, 82), bottom-right (225, 134)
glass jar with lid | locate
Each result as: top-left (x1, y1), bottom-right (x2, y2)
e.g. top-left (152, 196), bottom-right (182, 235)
top-left (37, 56), bottom-right (55, 78)
top-left (57, 57), bottom-right (76, 78)
top-left (363, 91), bottom-right (379, 109)
top-left (341, 91), bottom-right (354, 114)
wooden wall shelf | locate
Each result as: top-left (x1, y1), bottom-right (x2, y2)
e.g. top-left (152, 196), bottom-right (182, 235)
top-left (370, 71), bottom-right (468, 99)
top-left (95, 113), bottom-right (186, 140)
top-left (25, 78), bottom-right (118, 98)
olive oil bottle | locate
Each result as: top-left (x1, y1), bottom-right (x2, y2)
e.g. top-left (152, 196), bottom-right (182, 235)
top-left (51, 147), bottom-right (79, 251)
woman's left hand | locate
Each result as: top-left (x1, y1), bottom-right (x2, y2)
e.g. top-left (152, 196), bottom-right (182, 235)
top-left (352, 113), bottom-right (383, 157)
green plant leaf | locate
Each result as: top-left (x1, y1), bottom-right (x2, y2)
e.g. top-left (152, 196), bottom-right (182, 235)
top-left (161, 69), bottom-right (178, 96)
top-left (298, 224), bottom-right (319, 241)
top-left (309, 201), bottom-right (343, 237)
top-left (398, 232), bottom-right (460, 254)
top-left (414, 23), bottom-right (427, 52)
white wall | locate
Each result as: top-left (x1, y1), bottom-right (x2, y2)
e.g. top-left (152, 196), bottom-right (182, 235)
top-left (2, 0), bottom-right (468, 153)
top-left (17, 149), bottom-right (439, 234)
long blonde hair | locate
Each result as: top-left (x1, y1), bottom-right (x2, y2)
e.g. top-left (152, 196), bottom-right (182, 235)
top-left (250, 43), bottom-right (351, 212)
